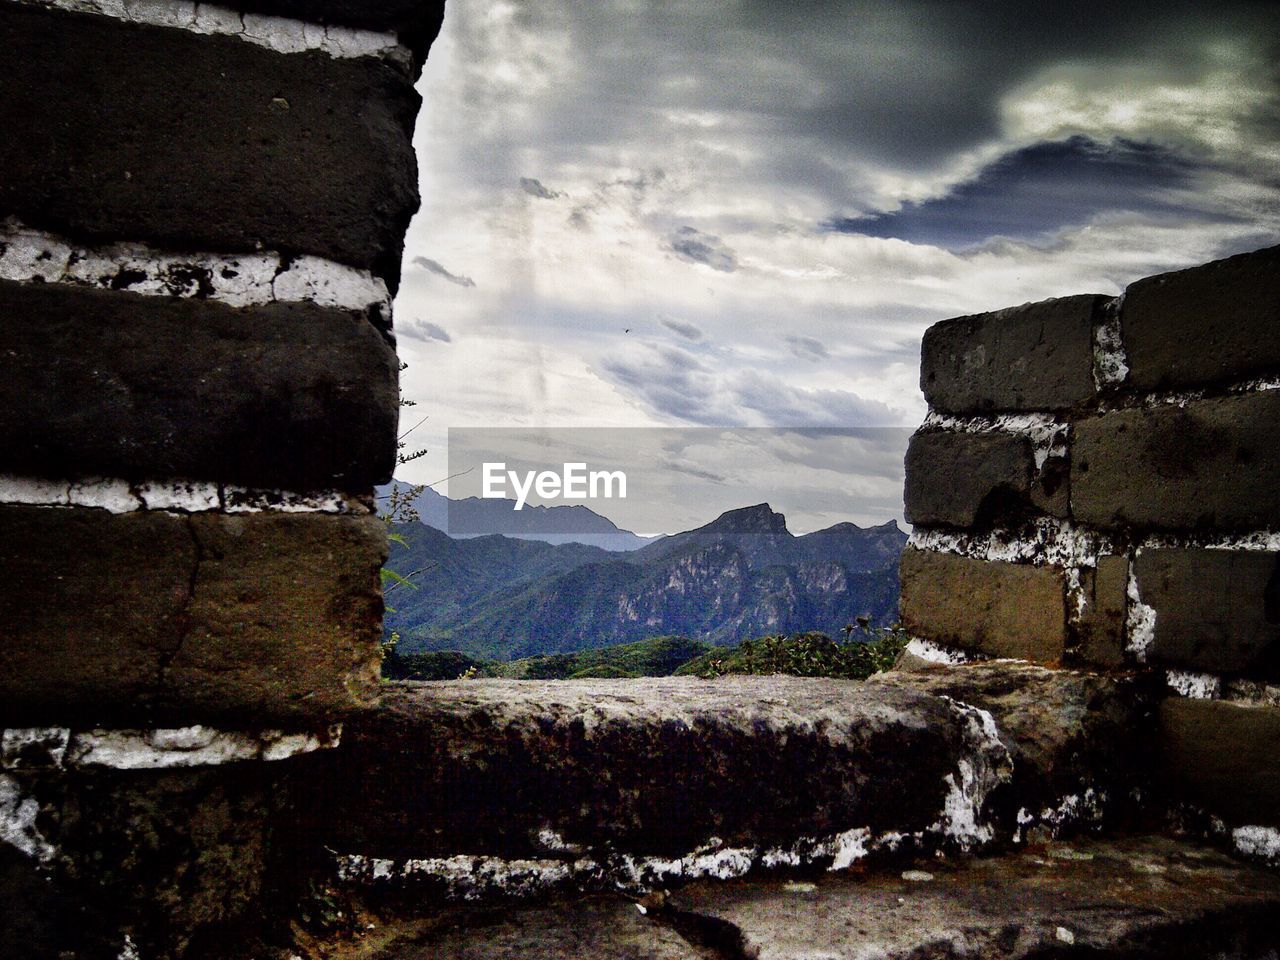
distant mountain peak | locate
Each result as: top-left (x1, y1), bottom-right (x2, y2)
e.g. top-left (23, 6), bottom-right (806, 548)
top-left (705, 502), bottom-right (789, 535)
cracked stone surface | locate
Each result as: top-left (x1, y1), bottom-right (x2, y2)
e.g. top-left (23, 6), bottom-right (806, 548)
top-left (669, 834), bottom-right (1280, 959)
top-left (0, 506), bottom-right (385, 726)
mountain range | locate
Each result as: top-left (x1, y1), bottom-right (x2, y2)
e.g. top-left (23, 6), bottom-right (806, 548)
top-left (382, 494), bottom-right (906, 662)
top-left (380, 480), bottom-right (655, 550)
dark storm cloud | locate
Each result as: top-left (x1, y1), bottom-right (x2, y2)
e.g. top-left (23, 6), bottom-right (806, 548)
top-left (659, 315), bottom-right (706, 341)
top-left (445, 0), bottom-right (1280, 204)
top-left (519, 177), bottom-right (565, 199)
top-left (825, 136), bottom-right (1216, 247)
top-left (412, 256), bottom-right (476, 288)
top-left (666, 227), bottom-right (738, 272)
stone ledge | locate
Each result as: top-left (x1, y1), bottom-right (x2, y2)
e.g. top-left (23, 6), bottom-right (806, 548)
top-left (299, 668), bottom-right (1146, 900)
top-left (306, 677), bottom-right (1014, 875)
top-left (868, 660), bottom-right (1150, 837)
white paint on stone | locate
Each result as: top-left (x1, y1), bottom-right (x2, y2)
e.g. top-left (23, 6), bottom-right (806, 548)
top-left (1132, 374), bottom-right (1280, 411)
top-left (1092, 297), bottom-right (1129, 391)
top-left (0, 773), bottom-right (56, 862)
top-left (0, 474), bottom-right (365, 515)
top-left (0, 219), bottom-right (391, 314)
top-left (1166, 670), bottom-right (1221, 700)
top-left (904, 638), bottom-right (974, 666)
top-left (1232, 825), bottom-right (1280, 865)
top-left (910, 518), bottom-right (1110, 569)
top-left (1, 727), bottom-right (70, 769)
top-left (137, 480), bottom-right (221, 512)
top-left (12, 0), bottom-right (409, 64)
top-left (1221, 679), bottom-right (1280, 707)
top-left (930, 699), bottom-right (1012, 850)
top-left (1125, 561), bottom-right (1156, 662)
top-left (0, 725), bottom-right (341, 771)
top-left (921, 411), bottom-right (1068, 470)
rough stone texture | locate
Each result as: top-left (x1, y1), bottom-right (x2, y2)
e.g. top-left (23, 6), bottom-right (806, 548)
top-left (0, 280), bottom-right (399, 490)
top-left (1123, 245), bottom-right (1280, 393)
top-left (0, 5), bottom-right (420, 283)
top-left (1071, 391), bottom-right (1280, 532)
top-left (239, 0), bottom-right (447, 60)
top-left (6, 762), bottom-right (280, 960)
top-left (868, 660), bottom-right (1150, 833)
top-left (308, 677), bottom-right (988, 862)
top-left (1135, 549), bottom-right (1280, 677)
top-left (1160, 698), bottom-right (1280, 827)
top-left (904, 430), bottom-right (1067, 527)
top-left (332, 897), bottom-right (703, 960)
top-left (899, 548), bottom-right (1067, 662)
top-left (1073, 554), bottom-right (1130, 668)
top-left (0, 506), bottom-right (386, 726)
top-left (669, 835), bottom-right (1280, 960)
top-left (920, 294), bottom-right (1105, 414)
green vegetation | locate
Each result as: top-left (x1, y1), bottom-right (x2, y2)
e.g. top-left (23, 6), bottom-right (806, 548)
top-left (379, 629), bottom-right (908, 682)
top-left (674, 626), bottom-right (910, 680)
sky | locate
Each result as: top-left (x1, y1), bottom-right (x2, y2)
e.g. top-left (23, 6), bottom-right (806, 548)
top-left (392, 0), bottom-right (1280, 534)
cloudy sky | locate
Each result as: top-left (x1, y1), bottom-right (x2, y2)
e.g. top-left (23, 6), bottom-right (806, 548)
top-left (393, 0), bottom-right (1280, 533)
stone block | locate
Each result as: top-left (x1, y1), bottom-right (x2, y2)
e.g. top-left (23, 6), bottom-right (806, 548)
top-left (1123, 244), bottom-right (1280, 393)
top-left (0, 506), bottom-right (386, 726)
top-left (0, 5), bottom-right (420, 281)
top-left (899, 548), bottom-right (1066, 662)
top-left (920, 294), bottom-right (1105, 413)
top-left (1159, 698), bottom-right (1280, 826)
top-left (904, 430), bottom-right (1066, 528)
top-left (1136, 549), bottom-right (1280, 677)
top-left (1071, 391), bottom-right (1280, 532)
top-left (306, 677), bottom-right (1006, 866)
top-left (868, 660), bottom-right (1148, 829)
top-left (1072, 554), bottom-right (1130, 668)
top-left (0, 280), bottom-right (399, 491)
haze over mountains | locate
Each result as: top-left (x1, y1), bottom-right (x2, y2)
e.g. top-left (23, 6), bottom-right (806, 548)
top-left (381, 485), bottom-right (906, 662)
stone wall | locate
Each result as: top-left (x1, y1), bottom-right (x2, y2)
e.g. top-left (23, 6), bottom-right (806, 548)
top-left (900, 244), bottom-right (1280, 856)
top-left (0, 0), bottom-right (444, 955)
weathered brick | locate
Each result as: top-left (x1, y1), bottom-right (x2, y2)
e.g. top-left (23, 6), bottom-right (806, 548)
top-left (1072, 554), bottom-right (1129, 669)
top-left (0, 506), bottom-right (385, 726)
top-left (904, 430), bottom-right (1067, 528)
top-left (920, 294), bottom-right (1105, 414)
top-left (1136, 549), bottom-right (1280, 677)
top-left (0, 5), bottom-right (420, 282)
top-left (0, 280), bottom-right (398, 491)
top-left (899, 548), bottom-right (1066, 662)
top-left (1123, 245), bottom-right (1280, 393)
top-left (1071, 391), bottom-right (1280, 532)
top-left (1159, 698), bottom-right (1280, 826)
